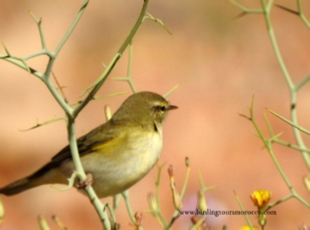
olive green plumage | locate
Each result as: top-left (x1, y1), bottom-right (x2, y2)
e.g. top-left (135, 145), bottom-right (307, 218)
top-left (0, 91), bottom-right (177, 197)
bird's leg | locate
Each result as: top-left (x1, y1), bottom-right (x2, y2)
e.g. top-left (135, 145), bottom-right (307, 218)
top-left (75, 172), bottom-right (94, 190)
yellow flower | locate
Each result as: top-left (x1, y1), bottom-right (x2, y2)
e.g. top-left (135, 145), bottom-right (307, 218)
top-left (250, 190), bottom-right (271, 209)
top-left (239, 225), bottom-right (258, 230)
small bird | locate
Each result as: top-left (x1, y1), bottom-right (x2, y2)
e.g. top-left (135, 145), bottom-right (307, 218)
top-left (0, 91), bottom-right (177, 198)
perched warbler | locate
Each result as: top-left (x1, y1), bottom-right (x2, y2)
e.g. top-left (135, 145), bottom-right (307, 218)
top-left (0, 91), bottom-right (177, 198)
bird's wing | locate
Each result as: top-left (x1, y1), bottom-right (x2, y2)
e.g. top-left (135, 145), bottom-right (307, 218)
top-left (50, 121), bottom-right (123, 165)
top-left (27, 121), bottom-right (125, 179)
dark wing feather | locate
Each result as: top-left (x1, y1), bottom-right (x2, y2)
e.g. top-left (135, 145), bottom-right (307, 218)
top-left (31, 121), bottom-right (123, 176)
top-left (52, 121), bottom-right (122, 165)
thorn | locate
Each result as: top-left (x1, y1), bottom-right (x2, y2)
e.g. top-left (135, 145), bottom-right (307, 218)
top-left (2, 43), bottom-right (10, 56)
top-left (232, 11), bottom-right (248, 20)
top-left (275, 4), bottom-right (299, 15)
top-left (29, 11), bottom-right (42, 24)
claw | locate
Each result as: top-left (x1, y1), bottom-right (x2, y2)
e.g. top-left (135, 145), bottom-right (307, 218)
top-left (75, 173), bottom-right (93, 190)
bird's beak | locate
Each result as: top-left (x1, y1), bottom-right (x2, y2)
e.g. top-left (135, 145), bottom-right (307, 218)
top-left (167, 105), bottom-right (178, 110)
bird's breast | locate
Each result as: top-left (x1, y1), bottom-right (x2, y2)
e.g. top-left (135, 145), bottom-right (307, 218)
top-left (60, 127), bottom-right (164, 197)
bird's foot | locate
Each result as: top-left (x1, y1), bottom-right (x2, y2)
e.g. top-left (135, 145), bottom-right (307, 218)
top-left (75, 173), bottom-right (93, 190)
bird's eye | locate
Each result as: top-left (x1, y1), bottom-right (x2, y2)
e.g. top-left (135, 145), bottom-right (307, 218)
top-left (160, 106), bottom-right (166, 111)
top-left (155, 105), bottom-right (166, 112)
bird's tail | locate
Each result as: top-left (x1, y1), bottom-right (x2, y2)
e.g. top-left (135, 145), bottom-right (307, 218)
top-left (0, 176), bottom-right (37, 196)
top-left (0, 167), bottom-right (67, 196)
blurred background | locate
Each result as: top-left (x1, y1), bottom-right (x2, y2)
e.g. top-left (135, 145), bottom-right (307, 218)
top-left (0, 0), bottom-right (310, 229)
